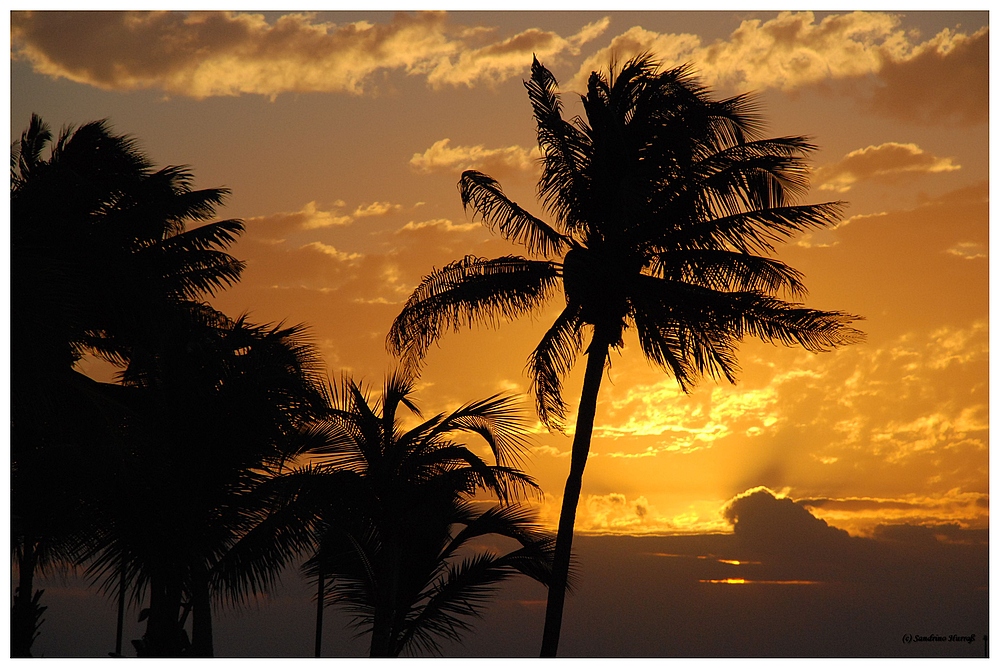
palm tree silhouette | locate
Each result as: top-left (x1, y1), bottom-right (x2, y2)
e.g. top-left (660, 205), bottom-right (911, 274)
top-left (276, 372), bottom-right (555, 656)
top-left (10, 115), bottom-right (245, 656)
top-left (83, 307), bottom-right (329, 657)
top-left (388, 55), bottom-right (864, 656)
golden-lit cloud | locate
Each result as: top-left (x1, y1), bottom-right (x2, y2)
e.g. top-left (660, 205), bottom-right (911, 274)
top-left (531, 491), bottom-right (731, 535)
top-left (570, 12), bottom-right (987, 126)
top-left (945, 242), bottom-right (987, 261)
top-left (590, 375), bottom-right (779, 453)
top-left (352, 201), bottom-right (402, 218)
top-left (246, 201), bottom-right (352, 237)
top-left (397, 218), bottom-right (480, 234)
top-left (409, 138), bottom-right (540, 175)
top-left (771, 322), bottom-right (988, 466)
top-left (422, 17), bottom-right (611, 88)
top-left (814, 142), bottom-right (960, 193)
top-left (10, 11), bottom-right (608, 99)
top-left (300, 241), bottom-right (362, 262)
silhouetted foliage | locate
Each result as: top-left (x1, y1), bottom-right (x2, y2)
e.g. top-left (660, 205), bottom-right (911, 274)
top-left (10, 114), bottom-right (246, 656)
top-left (272, 372), bottom-right (555, 656)
top-left (82, 307), bottom-right (329, 657)
top-left (388, 54), bottom-right (864, 656)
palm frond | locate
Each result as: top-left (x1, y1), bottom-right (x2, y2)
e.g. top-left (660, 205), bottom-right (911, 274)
top-left (525, 303), bottom-right (585, 430)
top-left (650, 248), bottom-right (808, 299)
top-left (459, 170), bottom-right (571, 257)
top-left (430, 393), bottom-right (532, 468)
top-left (439, 505), bottom-right (551, 563)
top-left (670, 202), bottom-right (847, 255)
top-left (398, 547), bottom-right (543, 657)
top-left (634, 274), bottom-right (865, 353)
top-left (525, 56), bottom-right (592, 235)
top-left (387, 255), bottom-right (560, 369)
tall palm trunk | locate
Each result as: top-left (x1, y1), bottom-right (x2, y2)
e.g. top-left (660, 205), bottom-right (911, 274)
top-left (143, 569), bottom-right (184, 657)
top-left (11, 540), bottom-right (39, 658)
top-left (314, 569), bottom-right (325, 657)
top-left (114, 560), bottom-right (127, 656)
top-left (369, 602), bottom-right (394, 657)
top-left (370, 535), bottom-right (402, 657)
top-left (539, 332), bottom-right (610, 657)
top-left (190, 562), bottom-right (213, 657)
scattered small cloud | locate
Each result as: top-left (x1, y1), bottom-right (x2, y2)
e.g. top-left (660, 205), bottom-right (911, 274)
top-left (300, 241), bottom-right (361, 262)
top-left (409, 138), bottom-right (540, 175)
top-left (397, 218), bottom-right (481, 234)
top-left (245, 201), bottom-right (352, 236)
top-left (946, 242), bottom-right (987, 260)
top-left (814, 142), bottom-right (960, 193)
top-left (352, 201), bottom-right (402, 218)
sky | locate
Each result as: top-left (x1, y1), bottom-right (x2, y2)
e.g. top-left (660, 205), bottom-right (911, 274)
top-left (8, 9), bottom-right (991, 657)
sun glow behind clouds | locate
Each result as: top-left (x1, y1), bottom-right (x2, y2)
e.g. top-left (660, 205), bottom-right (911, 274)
top-left (700, 579), bottom-right (821, 585)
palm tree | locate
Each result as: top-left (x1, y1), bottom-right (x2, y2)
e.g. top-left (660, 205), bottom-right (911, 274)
top-left (278, 372), bottom-right (555, 657)
top-left (83, 307), bottom-right (329, 657)
top-left (10, 114), bottom-right (245, 656)
top-left (10, 114), bottom-right (245, 370)
top-left (387, 54), bottom-right (864, 656)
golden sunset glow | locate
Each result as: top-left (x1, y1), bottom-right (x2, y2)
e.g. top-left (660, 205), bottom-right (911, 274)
top-left (9, 9), bottom-right (988, 658)
top-left (699, 579), bottom-right (820, 585)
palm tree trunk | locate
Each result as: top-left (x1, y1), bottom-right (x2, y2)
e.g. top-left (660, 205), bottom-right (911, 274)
top-left (370, 537), bottom-right (401, 657)
top-left (11, 540), bottom-right (38, 658)
top-left (190, 562), bottom-right (214, 657)
top-left (539, 333), bottom-right (609, 657)
top-left (314, 570), bottom-right (324, 658)
top-left (115, 559), bottom-right (126, 656)
top-left (144, 570), bottom-right (184, 657)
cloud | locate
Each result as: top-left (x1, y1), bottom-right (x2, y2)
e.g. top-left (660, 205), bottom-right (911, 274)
top-left (814, 142), bottom-right (960, 193)
top-left (409, 138), bottom-right (540, 175)
top-left (527, 490), bottom-right (733, 535)
top-left (775, 323), bottom-right (989, 466)
top-left (569, 12), bottom-right (986, 126)
top-left (723, 487), bottom-right (851, 556)
top-left (245, 201), bottom-right (352, 237)
top-left (397, 218), bottom-right (481, 234)
top-left (799, 491), bottom-right (990, 536)
top-left (300, 241), bottom-right (361, 262)
top-left (352, 201), bottom-right (401, 218)
top-left (590, 377), bottom-right (780, 453)
top-left (945, 242), bottom-right (987, 261)
top-left (872, 522), bottom-right (987, 546)
top-left (10, 11), bottom-right (608, 99)
top-left (422, 17), bottom-right (610, 88)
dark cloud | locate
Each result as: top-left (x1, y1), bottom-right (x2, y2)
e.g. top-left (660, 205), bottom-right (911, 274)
top-left (873, 522), bottom-right (988, 546)
top-left (800, 497), bottom-right (921, 512)
top-left (723, 488), bottom-right (852, 558)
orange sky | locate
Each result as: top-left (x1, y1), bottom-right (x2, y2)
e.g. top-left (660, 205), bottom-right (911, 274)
top-left (10, 9), bottom-right (989, 538)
